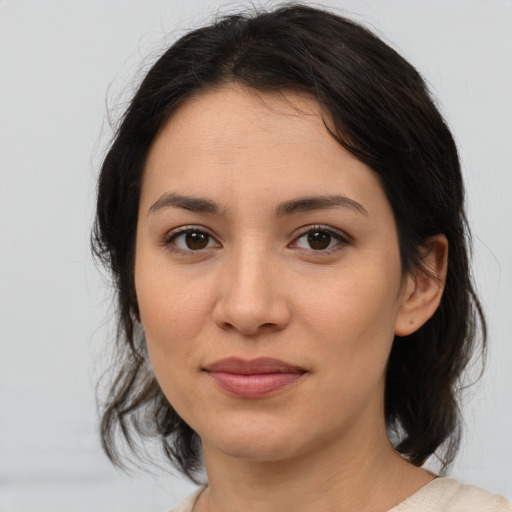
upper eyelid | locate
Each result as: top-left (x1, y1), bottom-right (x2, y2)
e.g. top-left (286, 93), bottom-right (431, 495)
top-left (165, 224), bottom-right (216, 238)
top-left (162, 225), bottom-right (221, 250)
top-left (161, 224), bottom-right (351, 246)
top-left (287, 226), bottom-right (351, 258)
top-left (292, 224), bottom-right (351, 241)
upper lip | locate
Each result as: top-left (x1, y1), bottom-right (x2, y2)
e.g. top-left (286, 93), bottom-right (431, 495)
top-left (203, 357), bottom-right (306, 375)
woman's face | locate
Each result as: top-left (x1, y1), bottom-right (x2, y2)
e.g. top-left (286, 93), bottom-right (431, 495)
top-left (135, 85), bottom-right (413, 464)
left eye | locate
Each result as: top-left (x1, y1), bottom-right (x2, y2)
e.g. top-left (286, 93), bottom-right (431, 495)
top-left (293, 229), bottom-right (345, 251)
top-left (167, 229), bottom-right (220, 251)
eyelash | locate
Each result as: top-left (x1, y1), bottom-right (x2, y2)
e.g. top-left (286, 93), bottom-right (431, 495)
top-left (290, 224), bottom-right (350, 255)
top-left (162, 224), bottom-right (350, 255)
top-left (163, 225), bottom-right (220, 254)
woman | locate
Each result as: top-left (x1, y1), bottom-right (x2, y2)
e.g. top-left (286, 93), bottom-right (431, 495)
top-left (92, 4), bottom-right (512, 511)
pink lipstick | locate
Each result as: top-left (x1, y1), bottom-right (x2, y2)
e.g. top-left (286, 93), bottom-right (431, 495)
top-left (203, 357), bottom-right (306, 398)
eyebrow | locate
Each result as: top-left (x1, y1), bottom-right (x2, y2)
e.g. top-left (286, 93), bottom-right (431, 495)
top-left (148, 192), bottom-right (368, 217)
top-left (274, 195), bottom-right (368, 217)
top-left (148, 193), bottom-right (219, 215)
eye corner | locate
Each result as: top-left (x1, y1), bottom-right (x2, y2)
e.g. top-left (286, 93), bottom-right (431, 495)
top-left (162, 225), bottom-right (222, 254)
top-left (289, 224), bottom-right (351, 254)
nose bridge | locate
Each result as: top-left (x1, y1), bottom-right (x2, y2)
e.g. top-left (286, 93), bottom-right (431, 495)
top-left (231, 243), bottom-right (272, 301)
top-left (213, 240), bottom-right (289, 335)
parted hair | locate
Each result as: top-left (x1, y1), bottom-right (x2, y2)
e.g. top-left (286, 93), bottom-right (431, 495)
top-left (92, 3), bottom-right (486, 481)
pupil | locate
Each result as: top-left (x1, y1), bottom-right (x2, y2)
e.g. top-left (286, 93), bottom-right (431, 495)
top-left (308, 231), bottom-right (331, 250)
top-left (186, 232), bottom-right (208, 250)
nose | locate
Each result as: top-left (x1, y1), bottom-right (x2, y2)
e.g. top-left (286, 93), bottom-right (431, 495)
top-left (212, 247), bottom-right (291, 336)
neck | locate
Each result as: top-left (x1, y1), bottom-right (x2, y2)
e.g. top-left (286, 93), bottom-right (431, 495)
top-left (196, 419), bottom-right (433, 512)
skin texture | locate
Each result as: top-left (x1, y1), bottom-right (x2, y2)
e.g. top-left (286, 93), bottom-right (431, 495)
top-left (135, 85), bottom-right (447, 512)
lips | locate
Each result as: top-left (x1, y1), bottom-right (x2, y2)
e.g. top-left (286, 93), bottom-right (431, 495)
top-left (203, 357), bottom-right (307, 398)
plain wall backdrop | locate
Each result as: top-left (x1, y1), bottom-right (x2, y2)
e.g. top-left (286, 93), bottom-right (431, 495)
top-left (0, 1), bottom-right (511, 510)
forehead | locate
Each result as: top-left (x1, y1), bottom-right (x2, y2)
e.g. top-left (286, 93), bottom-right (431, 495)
top-left (141, 85), bottom-right (386, 216)
top-left (150, 86), bottom-right (332, 164)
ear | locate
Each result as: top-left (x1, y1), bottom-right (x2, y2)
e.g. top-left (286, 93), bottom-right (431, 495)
top-left (395, 234), bottom-right (448, 337)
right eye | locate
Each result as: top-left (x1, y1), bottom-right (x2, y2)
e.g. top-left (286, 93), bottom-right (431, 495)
top-left (165, 228), bottom-right (221, 252)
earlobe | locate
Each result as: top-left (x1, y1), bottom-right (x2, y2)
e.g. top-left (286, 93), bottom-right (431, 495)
top-left (394, 234), bottom-right (448, 337)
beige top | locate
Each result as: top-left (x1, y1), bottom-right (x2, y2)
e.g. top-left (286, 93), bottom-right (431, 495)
top-left (167, 478), bottom-right (512, 512)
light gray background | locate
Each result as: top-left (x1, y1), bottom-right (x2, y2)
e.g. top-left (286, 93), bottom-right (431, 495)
top-left (1, 1), bottom-right (511, 510)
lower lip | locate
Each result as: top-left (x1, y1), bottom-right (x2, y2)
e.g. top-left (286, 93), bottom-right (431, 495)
top-left (207, 372), bottom-right (304, 398)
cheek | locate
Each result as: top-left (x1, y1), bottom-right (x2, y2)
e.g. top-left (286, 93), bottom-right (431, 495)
top-left (295, 263), bottom-right (401, 339)
top-left (134, 246), bottom-right (214, 368)
top-left (291, 260), bottom-right (402, 386)
top-left (137, 278), bottom-right (210, 351)
top-left (134, 262), bottom-right (214, 420)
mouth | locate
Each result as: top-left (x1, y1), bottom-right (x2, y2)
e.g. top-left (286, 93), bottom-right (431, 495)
top-left (203, 357), bottom-right (307, 398)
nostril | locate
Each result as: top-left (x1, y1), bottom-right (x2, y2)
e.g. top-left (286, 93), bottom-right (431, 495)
top-left (212, 291), bottom-right (292, 335)
top-left (217, 320), bottom-right (280, 336)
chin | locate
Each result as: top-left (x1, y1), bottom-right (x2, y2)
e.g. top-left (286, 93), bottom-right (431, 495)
top-left (199, 415), bottom-right (323, 464)
top-left (215, 438), bottom-right (298, 462)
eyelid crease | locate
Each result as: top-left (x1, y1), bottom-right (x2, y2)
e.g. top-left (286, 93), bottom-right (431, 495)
top-left (161, 225), bottom-right (221, 251)
top-left (288, 224), bottom-right (352, 255)
top-left (159, 224), bottom-right (352, 256)
top-left (292, 224), bottom-right (352, 243)
top-left (163, 224), bottom-right (215, 237)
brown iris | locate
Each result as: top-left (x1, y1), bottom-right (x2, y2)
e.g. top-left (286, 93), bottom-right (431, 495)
top-left (185, 231), bottom-right (209, 250)
top-left (307, 231), bottom-right (331, 250)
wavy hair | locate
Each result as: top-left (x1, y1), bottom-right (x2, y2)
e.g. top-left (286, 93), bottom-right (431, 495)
top-left (92, 4), bottom-right (486, 481)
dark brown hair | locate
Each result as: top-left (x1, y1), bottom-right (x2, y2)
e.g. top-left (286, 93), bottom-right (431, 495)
top-left (92, 4), bottom-right (486, 481)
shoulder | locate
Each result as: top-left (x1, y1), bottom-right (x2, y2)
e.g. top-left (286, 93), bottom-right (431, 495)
top-left (390, 477), bottom-right (512, 512)
top-left (166, 486), bottom-right (206, 512)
